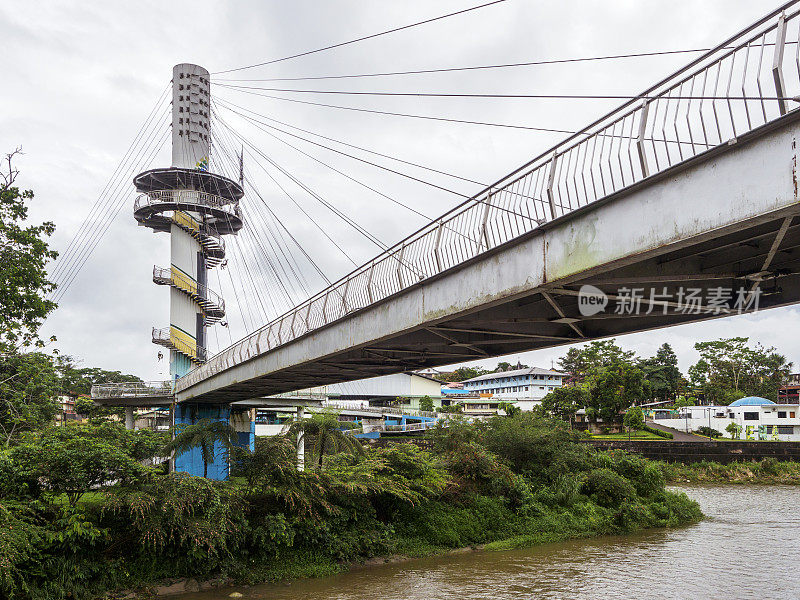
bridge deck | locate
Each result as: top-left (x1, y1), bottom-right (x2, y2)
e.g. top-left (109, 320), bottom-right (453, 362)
top-left (178, 112), bottom-right (800, 403)
top-left (176, 6), bottom-right (800, 403)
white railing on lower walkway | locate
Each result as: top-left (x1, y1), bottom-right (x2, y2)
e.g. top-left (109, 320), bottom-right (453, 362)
top-left (91, 380), bottom-right (174, 399)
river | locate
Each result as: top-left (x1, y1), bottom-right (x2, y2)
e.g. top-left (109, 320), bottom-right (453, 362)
top-left (181, 485), bottom-right (800, 600)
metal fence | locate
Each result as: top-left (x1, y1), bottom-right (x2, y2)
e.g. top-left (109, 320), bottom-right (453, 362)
top-left (178, 3), bottom-right (800, 393)
top-left (91, 380), bottom-right (174, 399)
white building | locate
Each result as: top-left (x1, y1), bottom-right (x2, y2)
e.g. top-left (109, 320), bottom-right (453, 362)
top-left (653, 396), bottom-right (800, 440)
top-left (461, 367), bottom-right (566, 411)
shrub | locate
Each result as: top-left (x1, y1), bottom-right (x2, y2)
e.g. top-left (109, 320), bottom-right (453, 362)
top-left (696, 426), bottom-right (722, 439)
top-left (759, 457), bottom-right (781, 476)
top-left (642, 424), bottom-right (673, 439)
top-left (581, 468), bottom-right (637, 508)
top-left (612, 455), bottom-right (664, 498)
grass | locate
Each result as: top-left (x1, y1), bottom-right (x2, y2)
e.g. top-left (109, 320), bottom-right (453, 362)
top-left (660, 458), bottom-right (800, 484)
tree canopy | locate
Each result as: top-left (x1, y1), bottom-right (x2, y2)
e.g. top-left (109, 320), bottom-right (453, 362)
top-left (0, 149), bottom-right (58, 352)
top-left (688, 337), bottom-right (791, 404)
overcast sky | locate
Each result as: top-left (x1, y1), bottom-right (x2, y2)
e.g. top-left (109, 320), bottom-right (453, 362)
top-left (3, 0), bottom-right (798, 381)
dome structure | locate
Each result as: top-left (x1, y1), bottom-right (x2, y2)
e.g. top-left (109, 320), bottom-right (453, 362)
top-left (729, 396), bottom-right (776, 407)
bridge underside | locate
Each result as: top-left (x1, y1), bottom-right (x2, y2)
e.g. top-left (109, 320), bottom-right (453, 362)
top-left (177, 115), bottom-right (800, 404)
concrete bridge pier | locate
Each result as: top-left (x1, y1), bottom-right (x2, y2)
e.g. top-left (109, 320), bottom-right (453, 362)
top-left (296, 405), bottom-right (305, 472)
top-left (124, 406), bottom-right (134, 430)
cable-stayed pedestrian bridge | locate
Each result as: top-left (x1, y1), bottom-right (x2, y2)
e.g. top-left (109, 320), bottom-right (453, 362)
top-left (169, 7), bottom-right (800, 403)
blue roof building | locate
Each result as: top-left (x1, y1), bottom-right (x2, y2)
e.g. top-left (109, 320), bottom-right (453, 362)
top-left (729, 396), bottom-right (776, 407)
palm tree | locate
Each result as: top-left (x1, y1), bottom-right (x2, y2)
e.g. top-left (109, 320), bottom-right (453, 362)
top-left (285, 411), bottom-right (363, 471)
top-left (165, 418), bottom-right (237, 478)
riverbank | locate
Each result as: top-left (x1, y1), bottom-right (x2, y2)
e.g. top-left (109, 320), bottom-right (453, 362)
top-left (118, 487), bottom-right (702, 597)
top-left (1, 416), bottom-right (703, 600)
top-left (660, 457), bottom-right (800, 484)
top-left (180, 485), bottom-right (800, 600)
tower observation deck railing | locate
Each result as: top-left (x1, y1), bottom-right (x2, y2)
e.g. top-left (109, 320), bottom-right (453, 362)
top-left (134, 190), bottom-right (241, 218)
top-left (178, 3), bottom-right (800, 393)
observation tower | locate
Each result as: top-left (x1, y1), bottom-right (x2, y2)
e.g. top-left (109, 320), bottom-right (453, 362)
top-left (133, 64), bottom-right (248, 478)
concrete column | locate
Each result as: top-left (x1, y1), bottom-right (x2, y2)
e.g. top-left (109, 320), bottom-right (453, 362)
top-left (169, 403), bottom-right (175, 473)
top-left (296, 405), bottom-right (305, 472)
top-left (124, 406), bottom-right (134, 430)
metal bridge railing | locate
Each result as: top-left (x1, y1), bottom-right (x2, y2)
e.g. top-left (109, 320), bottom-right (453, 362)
top-left (177, 3), bottom-right (800, 393)
top-left (91, 380), bottom-right (174, 399)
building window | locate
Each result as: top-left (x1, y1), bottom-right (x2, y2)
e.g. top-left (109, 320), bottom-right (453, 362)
top-left (778, 411), bottom-right (787, 419)
top-left (743, 412), bottom-right (759, 421)
top-left (778, 426), bottom-right (794, 435)
top-left (792, 412), bottom-right (797, 419)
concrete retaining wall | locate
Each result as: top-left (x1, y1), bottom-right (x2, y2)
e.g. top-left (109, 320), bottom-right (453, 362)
top-left (584, 440), bottom-right (800, 463)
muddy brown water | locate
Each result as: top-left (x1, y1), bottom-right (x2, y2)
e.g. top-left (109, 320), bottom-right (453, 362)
top-left (179, 486), bottom-right (800, 600)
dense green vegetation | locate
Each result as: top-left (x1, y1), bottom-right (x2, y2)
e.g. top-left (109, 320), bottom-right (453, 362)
top-left (0, 414), bottom-right (701, 599)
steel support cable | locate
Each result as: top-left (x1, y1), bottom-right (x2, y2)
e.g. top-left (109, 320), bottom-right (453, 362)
top-left (212, 0), bottom-right (511, 75)
top-left (50, 86), bottom-right (170, 282)
top-left (51, 119), bottom-right (172, 304)
top-left (211, 47), bottom-right (772, 82)
top-left (215, 105), bottom-right (514, 281)
top-left (51, 115), bottom-right (172, 300)
top-left (215, 40), bottom-right (800, 84)
top-left (216, 85), bottom-right (713, 151)
top-left (238, 140), bottom-right (359, 268)
top-left (211, 116), bottom-right (316, 299)
top-left (214, 109), bottom-right (493, 280)
top-left (218, 205), bottom-right (259, 333)
top-left (50, 111), bottom-right (172, 296)
top-left (213, 140), bottom-right (306, 328)
top-left (51, 88), bottom-right (170, 283)
top-left (216, 85), bottom-right (577, 134)
top-left (216, 101), bottom-right (464, 207)
top-left (215, 114), bottom-right (389, 253)
top-left (217, 102), bottom-right (541, 226)
top-left (232, 227), bottom-right (278, 321)
top-left (52, 121), bottom-right (172, 303)
top-left (218, 103), bottom-right (435, 220)
top-left (215, 97), bottom-right (484, 186)
top-left (216, 111), bottom-right (436, 288)
top-left (208, 153), bottom-right (268, 332)
top-left (240, 204), bottom-right (308, 307)
top-left (215, 267), bottom-right (235, 345)
top-left (219, 82), bottom-right (799, 101)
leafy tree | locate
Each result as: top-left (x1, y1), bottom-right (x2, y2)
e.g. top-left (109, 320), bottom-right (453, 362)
top-left (419, 395), bottom-right (434, 412)
top-left (286, 412), bottom-right (364, 471)
top-left (689, 337), bottom-right (792, 404)
top-left (231, 433), bottom-right (297, 493)
top-left (442, 366), bottom-right (488, 382)
top-left (165, 418), bottom-right (238, 478)
top-left (639, 343), bottom-right (682, 401)
top-left (54, 355), bottom-right (142, 397)
top-left (9, 423), bottom-right (152, 505)
top-left (725, 421), bottom-right (742, 440)
top-left (559, 339), bottom-right (636, 384)
top-left (586, 361), bottom-right (647, 423)
top-left (0, 352), bottom-right (59, 446)
top-left (623, 406), bottom-right (645, 440)
top-left (541, 386), bottom-right (588, 423)
top-left (0, 149), bottom-right (58, 352)
top-left (674, 395), bottom-right (695, 410)
top-left (496, 401), bottom-right (521, 417)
